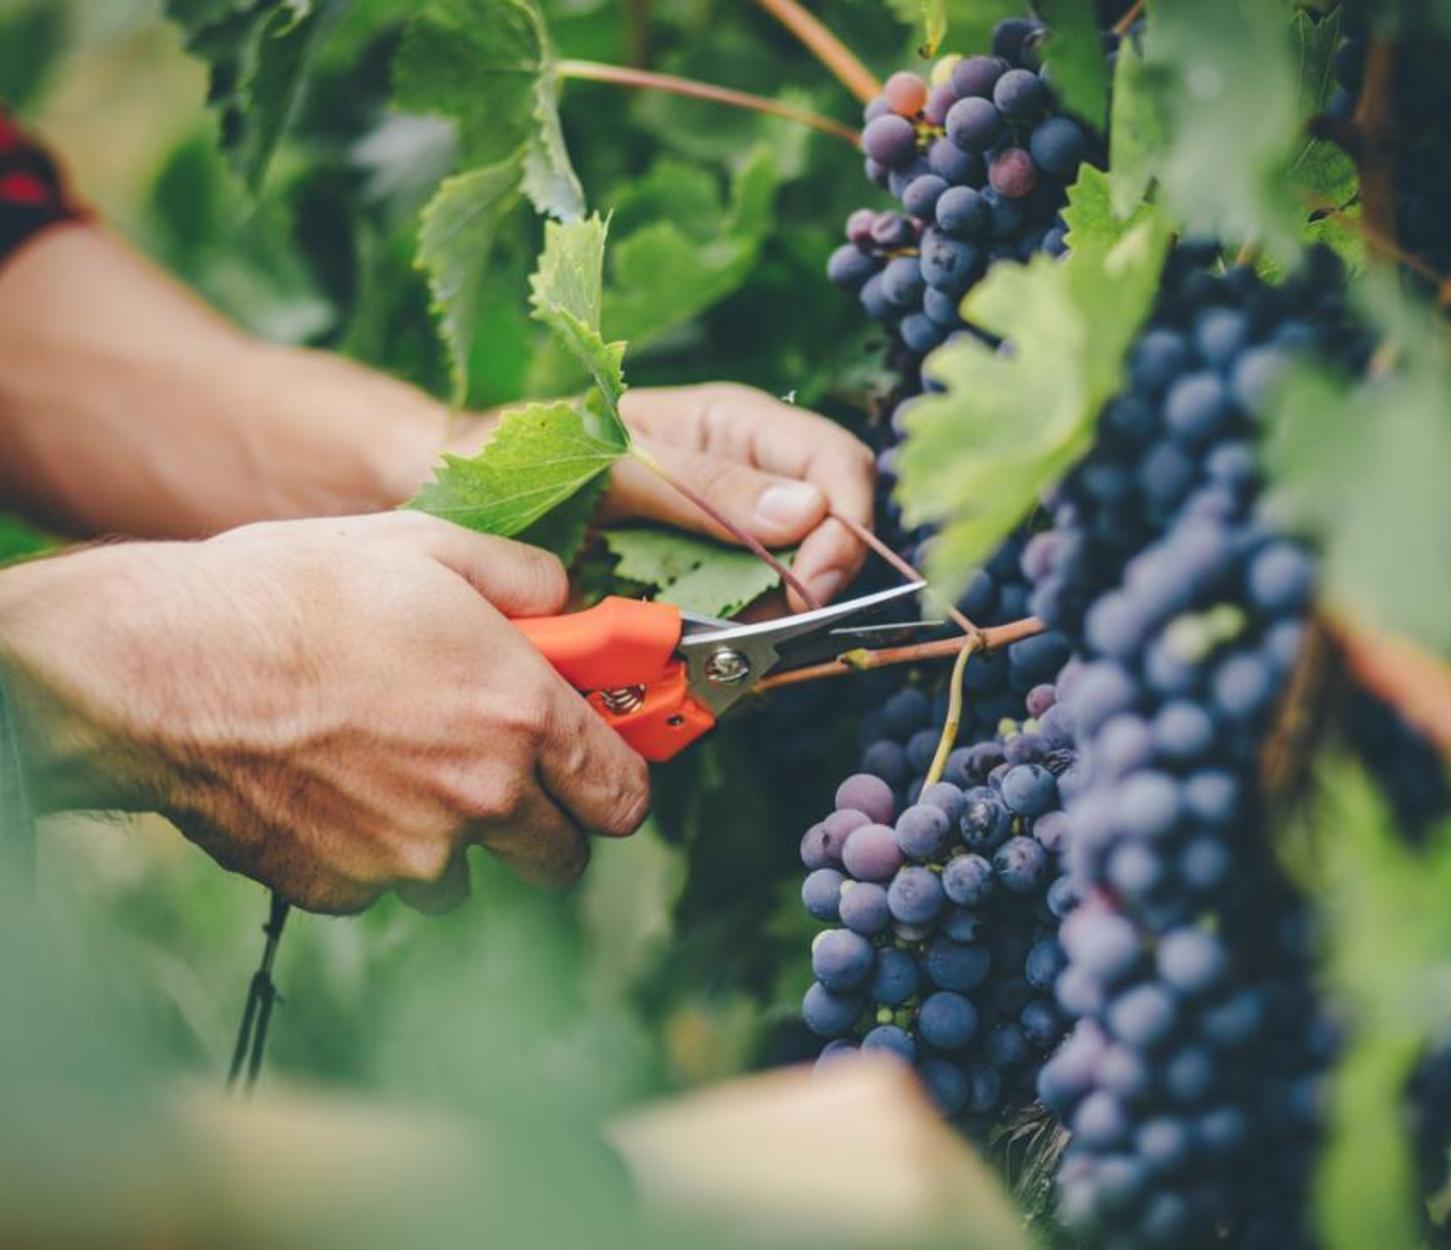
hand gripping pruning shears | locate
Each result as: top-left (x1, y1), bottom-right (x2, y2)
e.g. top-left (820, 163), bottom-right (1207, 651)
top-left (516, 582), bottom-right (930, 762)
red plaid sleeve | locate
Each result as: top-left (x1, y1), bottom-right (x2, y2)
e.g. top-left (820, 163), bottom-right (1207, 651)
top-left (0, 110), bottom-right (85, 263)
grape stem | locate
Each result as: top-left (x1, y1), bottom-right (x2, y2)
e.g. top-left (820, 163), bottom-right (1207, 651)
top-left (756, 615), bottom-right (1045, 691)
top-left (1350, 38), bottom-right (1398, 251)
top-left (629, 446), bottom-right (821, 609)
top-left (751, 0), bottom-right (882, 104)
top-left (828, 510), bottom-right (979, 636)
top-left (924, 632), bottom-right (980, 787)
top-left (556, 60), bottom-right (861, 146)
top-left (1111, 1), bottom-right (1144, 38)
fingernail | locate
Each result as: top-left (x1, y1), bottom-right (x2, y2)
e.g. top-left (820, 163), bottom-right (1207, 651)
top-left (809, 570), bottom-right (845, 603)
top-left (755, 482), bottom-right (823, 529)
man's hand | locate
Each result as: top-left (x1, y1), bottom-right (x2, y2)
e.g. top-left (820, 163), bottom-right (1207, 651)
top-left (0, 513), bottom-right (650, 914)
top-left (607, 386), bottom-right (877, 613)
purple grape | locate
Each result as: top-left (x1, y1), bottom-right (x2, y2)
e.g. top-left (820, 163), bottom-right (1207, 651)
top-left (988, 147), bottom-right (1038, 199)
top-left (861, 1024), bottom-right (917, 1062)
top-left (835, 774), bottom-right (896, 824)
top-left (802, 981), bottom-right (864, 1038)
top-left (922, 936), bottom-right (992, 992)
top-left (802, 867), bottom-right (845, 921)
top-left (992, 67), bottom-right (1045, 118)
top-left (943, 853), bottom-right (995, 907)
top-left (945, 96), bottom-right (1002, 152)
top-left (887, 865), bottom-right (946, 924)
top-left (838, 880), bottom-right (891, 935)
top-left (871, 945), bottom-right (920, 1005)
top-left (811, 928), bottom-right (875, 992)
top-left (862, 113), bottom-right (918, 167)
top-left (951, 54), bottom-right (1006, 99)
top-left (918, 990), bottom-right (978, 1049)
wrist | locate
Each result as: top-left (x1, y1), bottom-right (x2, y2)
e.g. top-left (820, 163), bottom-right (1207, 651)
top-left (0, 546), bottom-right (174, 813)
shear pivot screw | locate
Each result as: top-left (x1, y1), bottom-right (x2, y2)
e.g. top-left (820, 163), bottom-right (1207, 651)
top-left (704, 649), bottom-right (751, 685)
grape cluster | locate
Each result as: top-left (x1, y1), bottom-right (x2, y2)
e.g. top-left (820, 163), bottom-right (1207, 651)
top-left (800, 679), bottom-right (1082, 1123)
top-left (827, 20), bottom-right (1094, 363)
top-left (1026, 243), bottom-right (1366, 638)
top-left (1017, 250), bottom-right (1367, 1246)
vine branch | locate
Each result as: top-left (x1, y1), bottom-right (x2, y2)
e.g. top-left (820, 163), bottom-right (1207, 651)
top-left (752, 0), bottom-right (881, 104)
top-left (557, 60), bottom-right (860, 145)
top-left (1111, 1), bottom-right (1144, 38)
top-left (757, 616), bottom-right (1045, 692)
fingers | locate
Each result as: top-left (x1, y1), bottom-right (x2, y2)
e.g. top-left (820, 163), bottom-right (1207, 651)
top-left (476, 788), bottom-right (592, 890)
top-left (616, 385), bottom-right (876, 608)
top-left (396, 851), bottom-right (473, 915)
top-left (608, 438), bottom-right (828, 548)
top-left (535, 680), bottom-right (652, 840)
top-left (406, 513), bottom-right (569, 617)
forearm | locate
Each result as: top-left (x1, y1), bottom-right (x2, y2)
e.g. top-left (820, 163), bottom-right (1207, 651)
top-left (0, 225), bottom-right (448, 538)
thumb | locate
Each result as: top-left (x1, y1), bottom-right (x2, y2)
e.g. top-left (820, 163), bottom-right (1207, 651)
top-left (398, 513), bottom-right (569, 617)
top-left (608, 441), bottom-right (829, 548)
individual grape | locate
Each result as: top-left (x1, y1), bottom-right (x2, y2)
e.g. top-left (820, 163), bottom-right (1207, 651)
top-left (881, 255), bottom-right (927, 307)
top-left (923, 936), bottom-right (992, 992)
top-left (901, 313), bottom-right (947, 354)
top-left (993, 836), bottom-right (1047, 893)
top-left (826, 243), bottom-right (879, 291)
top-left (802, 868), bottom-right (845, 921)
top-left (1107, 983), bottom-right (1179, 1049)
top-left (812, 928), bottom-right (875, 992)
top-left (888, 865), bottom-right (947, 924)
top-left (923, 285), bottom-right (962, 328)
top-left (1029, 116), bottom-right (1086, 177)
top-left (1156, 928), bottom-right (1228, 997)
top-left (895, 803), bottom-right (952, 860)
top-left (862, 1024), bottom-right (918, 1062)
top-left (1193, 306), bottom-right (1250, 367)
top-left (926, 134), bottom-right (982, 184)
top-left (919, 230), bottom-right (981, 294)
top-left (858, 272), bottom-right (894, 322)
top-left (985, 1022), bottom-right (1029, 1069)
top-left (861, 738), bottom-right (909, 784)
top-left (919, 990), bottom-right (979, 1049)
top-left (988, 147), bottom-right (1038, 199)
top-left (942, 852), bottom-right (995, 907)
top-left (959, 785), bottom-right (1013, 851)
top-left (919, 1056), bottom-right (969, 1114)
top-left (802, 982), bottom-right (865, 1038)
top-left (1211, 652), bottom-right (1274, 721)
top-left (842, 823), bottom-right (905, 881)
top-left (1248, 542), bottom-right (1314, 615)
top-left (883, 70), bottom-right (929, 117)
top-left (872, 946), bottom-right (921, 1005)
top-left (946, 96), bottom-right (1003, 152)
top-left (1152, 700), bottom-right (1216, 762)
top-left (923, 83), bottom-right (958, 126)
top-left (1021, 998), bottom-right (1064, 1049)
top-left (935, 184), bottom-right (988, 237)
top-left (1164, 371), bottom-right (1230, 443)
top-left (951, 54), bottom-right (1006, 98)
top-left (839, 880), bottom-right (891, 936)
top-left (993, 67), bottom-right (1045, 118)
top-left (1026, 937), bottom-right (1068, 989)
top-left (1063, 909), bottom-right (1141, 983)
top-left (862, 113), bottom-right (918, 167)
top-left (991, 17), bottom-right (1041, 64)
top-left (835, 774), bottom-right (896, 825)
top-left (1116, 770), bottom-right (1181, 840)
top-left (869, 210), bottom-right (918, 249)
top-left (1001, 763), bottom-right (1059, 816)
top-left (1164, 1045), bottom-right (1217, 1106)
top-left (1073, 1089), bottom-right (1131, 1149)
top-left (919, 781), bottom-right (966, 825)
top-left (941, 906), bottom-right (987, 943)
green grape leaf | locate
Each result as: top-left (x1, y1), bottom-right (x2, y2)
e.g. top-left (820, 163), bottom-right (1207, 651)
top-left (164, 0), bottom-right (326, 191)
top-left (416, 161), bottom-right (525, 404)
top-left (603, 527), bottom-right (793, 618)
top-left (393, 0), bottom-right (582, 215)
top-left (0, 0), bottom-right (66, 110)
top-left (918, 1), bottom-right (948, 56)
top-left (605, 146), bottom-right (779, 346)
top-left (1107, 25), bottom-right (1171, 217)
top-left (896, 169), bottom-right (1171, 596)
top-left (408, 396), bottom-right (621, 542)
top-left (1264, 282), bottom-right (1451, 656)
top-left (1140, 0), bottom-right (1357, 261)
top-left (529, 215), bottom-right (629, 439)
top-left (1036, 0), bottom-right (1109, 130)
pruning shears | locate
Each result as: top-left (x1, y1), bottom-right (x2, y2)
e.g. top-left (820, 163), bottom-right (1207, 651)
top-left (516, 582), bottom-right (930, 761)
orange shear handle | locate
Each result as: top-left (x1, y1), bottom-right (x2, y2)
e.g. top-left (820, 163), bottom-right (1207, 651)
top-left (515, 597), bottom-right (715, 763)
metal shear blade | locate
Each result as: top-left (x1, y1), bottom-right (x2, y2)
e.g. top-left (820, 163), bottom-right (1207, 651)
top-left (676, 581), bottom-right (930, 717)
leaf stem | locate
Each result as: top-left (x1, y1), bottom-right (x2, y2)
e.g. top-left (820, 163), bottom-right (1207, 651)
top-left (629, 446), bottom-right (821, 609)
top-left (924, 633), bottom-right (979, 786)
top-left (756, 615), bottom-right (1045, 691)
top-left (751, 0), bottom-right (882, 104)
top-left (830, 509), bottom-right (978, 635)
top-left (556, 60), bottom-right (861, 146)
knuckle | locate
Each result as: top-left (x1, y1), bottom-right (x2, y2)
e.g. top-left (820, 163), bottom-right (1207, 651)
top-left (392, 838), bottom-right (452, 884)
top-left (599, 762), bottom-right (651, 837)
